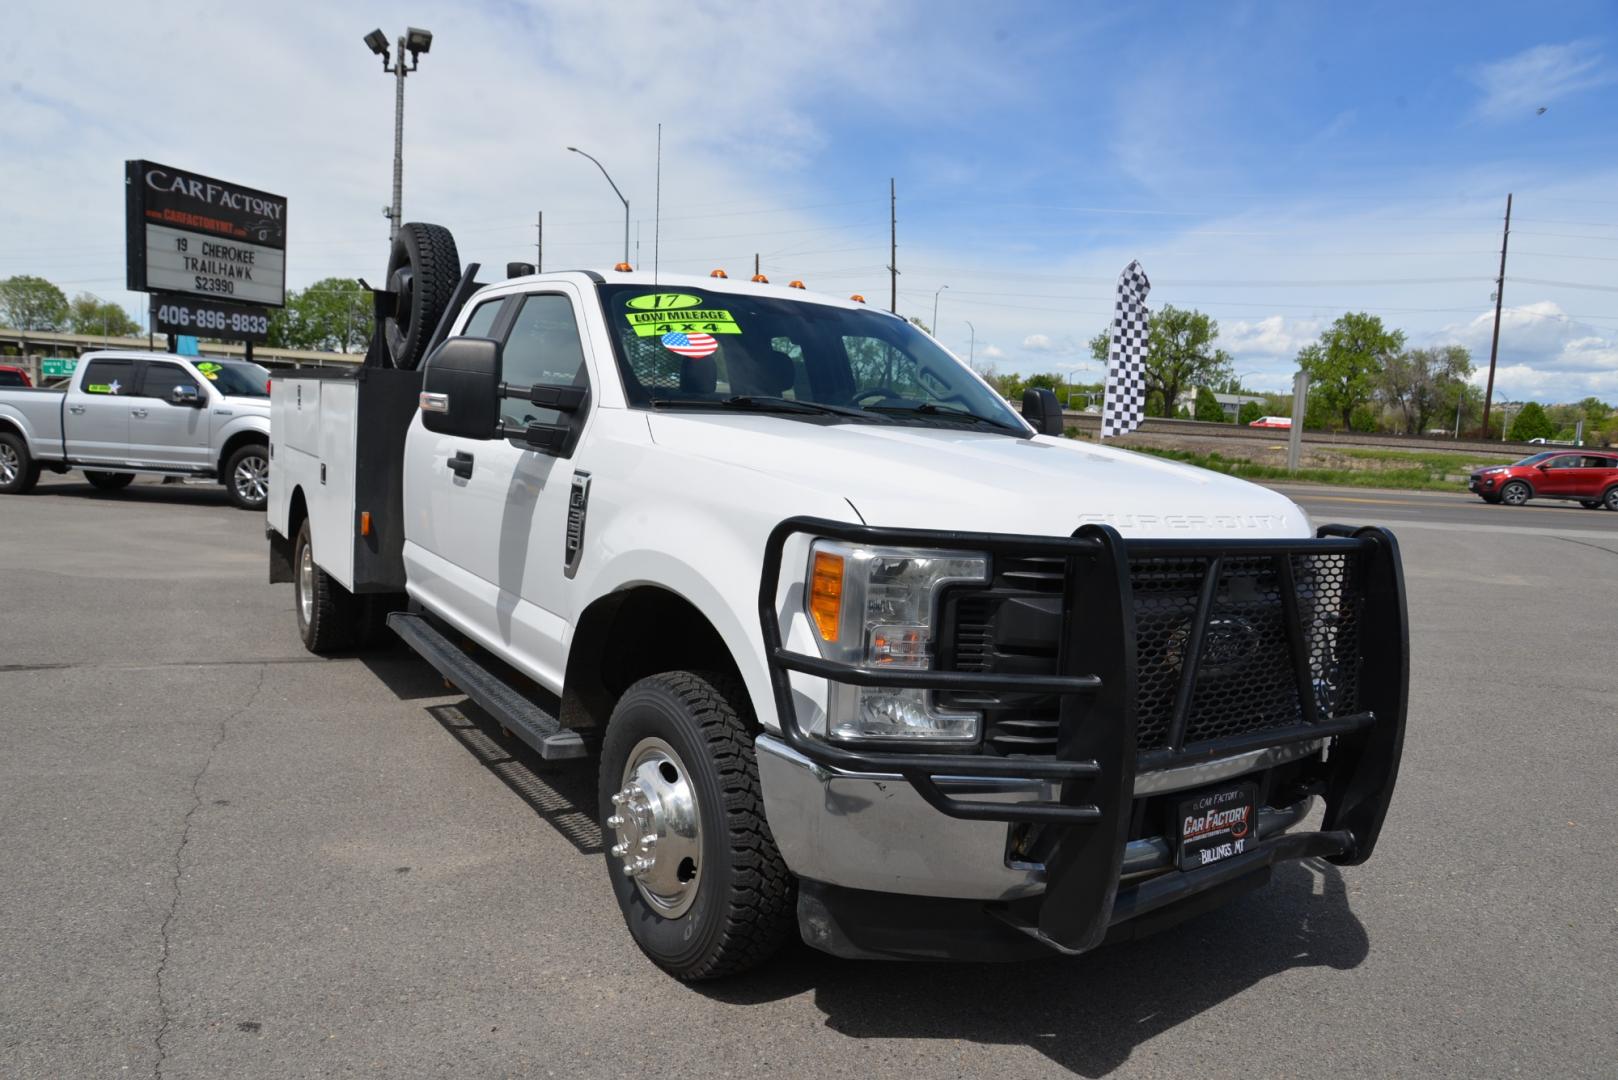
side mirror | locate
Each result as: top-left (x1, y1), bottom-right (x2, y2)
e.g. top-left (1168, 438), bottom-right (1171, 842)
top-left (171, 384), bottom-right (203, 407)
top-left (1021, 387), bottom-right (1065, 436)
top-left (420, 336), bottom-right (502, 440)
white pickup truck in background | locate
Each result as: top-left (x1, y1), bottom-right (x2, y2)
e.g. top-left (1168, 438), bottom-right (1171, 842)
top-left (267, 222), bottom-right (1409, 981)
top-left (0, 351), bottom-right (273, 508)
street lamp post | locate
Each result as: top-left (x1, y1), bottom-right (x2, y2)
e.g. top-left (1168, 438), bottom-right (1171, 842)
top-left (931, 284), bottom-right (949, 338)
top-left (568, 147), bottom-right (631, 267)
top-left (364, 27), bottom-right (433, 243)
top-left (964, 320), bottom-right (975, 369)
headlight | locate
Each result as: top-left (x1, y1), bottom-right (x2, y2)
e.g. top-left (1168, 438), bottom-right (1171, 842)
top-left (806, 540), bottom-right (988, 742)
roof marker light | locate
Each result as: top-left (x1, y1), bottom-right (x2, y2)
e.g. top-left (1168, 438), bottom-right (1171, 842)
top-left (751, 273), bottom-right (769, 283)
top-left (850, 294), bottom-right (865, 303)
top-left (788, 280), bottom-right (806, 289)
top-left (614, 262), bottom-right (633, 272)
top-left (710, 268), bottom-right (729, 278)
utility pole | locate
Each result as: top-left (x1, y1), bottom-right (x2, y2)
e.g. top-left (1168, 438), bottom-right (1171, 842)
top-left (887, 178), bottom-right (898, 314)
top-left (363, 28), bottom-right (434, 243)
top-left (1481, 193), bottom-right (1511, 437)
top-left (535, 211), bottom-right (543, 272)
top-left (965, 320), bottom-right (975, 369)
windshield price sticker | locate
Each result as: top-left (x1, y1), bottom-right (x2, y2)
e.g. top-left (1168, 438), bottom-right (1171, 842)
top-left (626, 309), bottom-right (742, 337)
top-left (626, 293), bottom-right (703, 311)
top-left (1176, 783), bottom-right (1256, 871)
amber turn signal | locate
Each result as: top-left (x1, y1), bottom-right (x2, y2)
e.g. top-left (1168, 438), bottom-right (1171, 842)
top-left (809, 551), bottom-right (845, 642)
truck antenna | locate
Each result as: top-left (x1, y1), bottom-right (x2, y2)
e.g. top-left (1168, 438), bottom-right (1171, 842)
top-left (654, 122), bottom-right (662, 284)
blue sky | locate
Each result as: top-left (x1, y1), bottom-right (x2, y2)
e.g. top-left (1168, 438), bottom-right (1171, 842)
top-left (5, 1), bottom-right (1617, 401)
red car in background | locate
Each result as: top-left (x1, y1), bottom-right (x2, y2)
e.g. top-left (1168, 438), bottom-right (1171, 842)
top-left (1469, 450), bottom-right (1618, 510)
top-left (0, 365), bottom-right (31, 388)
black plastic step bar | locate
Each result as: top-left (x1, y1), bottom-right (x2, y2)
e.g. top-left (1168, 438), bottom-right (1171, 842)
top-left (387, 612), bottom-right (586, 761)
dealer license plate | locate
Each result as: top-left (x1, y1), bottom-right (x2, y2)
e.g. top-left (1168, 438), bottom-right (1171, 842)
top-left (1176, 783), bottom-right (1258, 871)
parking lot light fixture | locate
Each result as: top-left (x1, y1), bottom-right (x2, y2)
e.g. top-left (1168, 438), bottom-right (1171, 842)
top-left (365, 26), bottom-right (433, 242)
top-left (567, 146), bottom-right (631, 268)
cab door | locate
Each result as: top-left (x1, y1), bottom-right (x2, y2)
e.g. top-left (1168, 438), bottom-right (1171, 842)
top-left (63, 356), bottom-right (134, 463)
top-left (127, 360), bottom-right (213, 469)
top-left (409, 287), bottom-right (595, 689)
top-left (1534, 453), bottom-right (1585, 497)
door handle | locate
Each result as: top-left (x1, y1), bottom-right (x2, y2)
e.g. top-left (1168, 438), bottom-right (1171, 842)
top-left (68, 405), bottom-right (86, 414)
top-left (131, 408), bottom-right (149, 418)
top-left (447, 450), bottom-right (475, 479)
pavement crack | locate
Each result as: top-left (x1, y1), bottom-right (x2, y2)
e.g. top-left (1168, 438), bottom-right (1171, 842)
top-left (151, 663), bottom-right (267, 1080)
top-left (1557, 536), bottom-right (1618, 557)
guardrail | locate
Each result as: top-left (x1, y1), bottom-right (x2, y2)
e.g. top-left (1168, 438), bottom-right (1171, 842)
top-left (1060, 412), bottom-right (1560, 455)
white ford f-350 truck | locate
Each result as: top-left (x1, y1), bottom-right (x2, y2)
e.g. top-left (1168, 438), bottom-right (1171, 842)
top-left (267, 223), bottom-right (1408, 980)
top-left (0, 351), bottom-right (272, 508)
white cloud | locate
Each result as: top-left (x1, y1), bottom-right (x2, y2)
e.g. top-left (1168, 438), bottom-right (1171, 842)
top-left (978, 344), bottom-right (1007, 360)
top-left (1021, 333), bottom-right (1083, 355)
top-left (1221, 315), bottom-right (1326, 357)
top-left (1471, 41), bottom-right (1614, 119)
top-left (1438, 301), bottom-right (1618, 400)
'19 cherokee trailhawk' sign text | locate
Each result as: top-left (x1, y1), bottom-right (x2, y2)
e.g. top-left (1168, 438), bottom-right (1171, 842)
top-left (125, 160), bottom-right (287, 308)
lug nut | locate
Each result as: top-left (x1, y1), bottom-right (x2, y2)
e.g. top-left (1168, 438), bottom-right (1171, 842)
top-left (606, 814), bottom-right (624, 829)
top-left (610, 842), bottom-right (628, 858)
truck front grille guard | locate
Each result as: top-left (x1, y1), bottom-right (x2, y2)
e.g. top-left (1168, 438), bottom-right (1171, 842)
top-left (757, 517), bottom-right (1409, 952)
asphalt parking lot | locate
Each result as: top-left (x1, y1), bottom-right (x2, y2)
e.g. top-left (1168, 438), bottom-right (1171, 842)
top-left (3, 474), bottom-right (1616, 1079)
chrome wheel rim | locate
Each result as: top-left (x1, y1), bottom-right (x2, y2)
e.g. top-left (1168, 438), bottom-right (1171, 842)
top-left (0, 443), bottom-right (17, 485)
top-left (608, 737), bottom-right (703, 918)
top-left (297, 541), bottom-right (314, 627)
top-left (1503, 483), bottom-right (1528, 505)
top-left (234, 454), bottom-right (269, 504)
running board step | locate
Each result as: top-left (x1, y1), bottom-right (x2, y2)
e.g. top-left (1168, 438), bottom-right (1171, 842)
top-left (387, 612), bottom-right (586, 761)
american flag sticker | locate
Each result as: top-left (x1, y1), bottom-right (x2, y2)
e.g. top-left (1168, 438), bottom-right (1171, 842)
top-left (660, 331), bottom-right (719, 359)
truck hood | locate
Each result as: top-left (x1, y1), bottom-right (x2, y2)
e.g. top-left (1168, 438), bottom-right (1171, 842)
top-left (646, 414), bottom-right (1309, 539)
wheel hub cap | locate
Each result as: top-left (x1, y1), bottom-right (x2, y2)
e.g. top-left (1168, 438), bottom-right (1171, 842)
top-left (235, 456), bottom-right (268, 503)
top-left (297, 543), bottom-right (314, 626)
top-left (607, 738), bottom-right (702, 917)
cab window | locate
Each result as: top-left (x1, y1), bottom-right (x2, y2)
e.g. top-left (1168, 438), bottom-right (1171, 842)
top-left (80, 358), bottom-right (134, 395)
top-left (461, 299), bottom-right (503, 339)
top-left (499, 294), bottom-right (587, 429)
top-left (138, 361), bottom-right (201, 401)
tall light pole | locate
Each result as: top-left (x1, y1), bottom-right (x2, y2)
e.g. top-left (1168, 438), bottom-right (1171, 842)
top-left (568, 147), bottom-right (630, 267)
top-left (364, 27), bottom-right (433, 243)
top-left (932, 284), bottom-right (949, 337)
top-left (964, 320), bottom-right (975, 369)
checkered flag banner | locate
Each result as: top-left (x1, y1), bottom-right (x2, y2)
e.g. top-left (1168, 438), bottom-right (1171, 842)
top-left (1101, 260), bottom-right (1152, 438)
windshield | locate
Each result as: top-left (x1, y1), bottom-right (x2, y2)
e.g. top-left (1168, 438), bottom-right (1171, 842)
top-left (597, 284), bottom-right (1026, 433)
top-left (1511, 451), bottom-right (1560, 466)
top-left (196, 360), bottom-right (270, 398)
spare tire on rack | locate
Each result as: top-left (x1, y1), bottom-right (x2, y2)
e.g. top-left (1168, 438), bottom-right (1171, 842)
top-left (383, 222), bottom-right (461, 370)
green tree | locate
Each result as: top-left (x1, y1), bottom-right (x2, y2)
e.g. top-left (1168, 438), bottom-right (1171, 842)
top-left (268, 278), bottom-right (373, 352)
top-left (1088, 305), bottom-right (1231, 418)
top-left (66, 293), bottom-right (140, 338)
top-left (1508, 401), bottom-right (1555, 442)
top-left (0, 275), bottom-right (70, 330)
top-left (1193, 386), bottom-right (1225, 422)
top-left (1297, 312), bottom-right (1404, 429)
top-left (1379, 344), bottom-right (1471, 434)
top-left (1237, 400), bottom-right (1264, 425)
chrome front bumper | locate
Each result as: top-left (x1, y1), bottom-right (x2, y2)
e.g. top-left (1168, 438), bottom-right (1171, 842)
top-left (755, 733), bottom-right (1322, 901)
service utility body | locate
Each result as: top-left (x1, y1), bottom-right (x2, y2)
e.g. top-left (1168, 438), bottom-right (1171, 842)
top-left (266, 224), bottom-right (1409, 980)
top-left (0, 351), bottom-right (272, 508)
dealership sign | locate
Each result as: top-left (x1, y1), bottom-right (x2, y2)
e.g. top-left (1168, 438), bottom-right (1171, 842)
top-left (125, 160), bottom-right (287, 308)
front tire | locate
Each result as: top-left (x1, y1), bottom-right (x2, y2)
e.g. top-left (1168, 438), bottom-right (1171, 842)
top-left (0, 432), bottom-right (40, 494)
top-left (293, 519), bottom-right (354, 654)
top-left (599, 672), bottom-right (796, 981)
top-left (225, 443), bottom-right (270, 511)
top-left (84, 471), bottom-right (135, 492)
top-left (1500, 480), bottom-right (1531, 507)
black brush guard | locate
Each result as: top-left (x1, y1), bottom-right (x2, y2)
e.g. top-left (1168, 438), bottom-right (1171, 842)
top-left (758, 517), bottom-right (1408, 955)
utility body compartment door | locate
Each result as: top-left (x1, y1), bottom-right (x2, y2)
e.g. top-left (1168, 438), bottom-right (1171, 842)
top-left (403, 285), bottom-right (597, 692)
